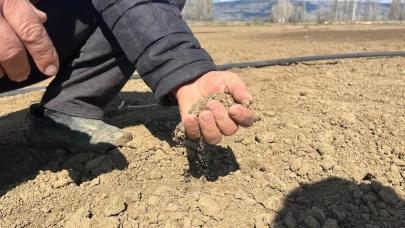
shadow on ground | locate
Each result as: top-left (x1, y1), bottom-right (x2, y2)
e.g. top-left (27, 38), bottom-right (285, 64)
top-left (183, 142), bottom-right (239, 182)
top-left (0, 91), bottom-right (239, 196)
top-left (0, 104), bottom-right (130, 197)
top-left (269, 177), bottom-right (405, 228)
top-left (105, 91), bottom-right (240, 182)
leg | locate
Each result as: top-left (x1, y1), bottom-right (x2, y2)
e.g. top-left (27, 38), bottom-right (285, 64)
top-left (40, 0), bottom-right (187, 119)
top-left (40, 22), bottom-right (136, 119)
top-left (0, 0), bottom-right (135, 119)
top-left (14, 0), bottom-right (187, 152)
top-left (38, 0), bottom-right (136, 119)
top-left (22, 0), bottom-right (135, 152)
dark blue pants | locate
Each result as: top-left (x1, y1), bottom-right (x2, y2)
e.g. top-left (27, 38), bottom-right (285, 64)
top-left (0, 0), bottom-right (186, 119)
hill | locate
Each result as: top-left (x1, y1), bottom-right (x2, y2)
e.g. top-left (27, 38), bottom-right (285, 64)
top-left (214, 0), bottom-right (392, 21)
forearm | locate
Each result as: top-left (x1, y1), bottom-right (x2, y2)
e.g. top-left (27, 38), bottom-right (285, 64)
top-left (92, 0), bottom-right (217, 105)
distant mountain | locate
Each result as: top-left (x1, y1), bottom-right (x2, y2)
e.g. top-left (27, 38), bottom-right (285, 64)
top-left (214, 0), bottom-right (392, 21)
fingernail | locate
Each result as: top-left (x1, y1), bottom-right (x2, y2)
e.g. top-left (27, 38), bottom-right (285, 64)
top-left (242, 88), bottom-right (253, 100)
top-left (201, 112), bottom-right (212, 122)
top-left (229, 107), bottom-right (240, 117)
top-left (187, 116), bottom-right (197, 124)
top-left (15, 76), bottom-right (28, 82)
top-left (45, 65), bottom-right (58, 76)
top-left (207, 102), bottom-right (218, 111)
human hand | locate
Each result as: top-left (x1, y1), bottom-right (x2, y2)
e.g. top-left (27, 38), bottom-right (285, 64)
top-left (0, 0), bottom-right (59, 82)
top-left (175, 71), bottom-right (255, 145)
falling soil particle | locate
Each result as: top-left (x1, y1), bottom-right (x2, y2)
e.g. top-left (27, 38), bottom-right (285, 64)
top-left (172, 91), bottom-right (250, 180)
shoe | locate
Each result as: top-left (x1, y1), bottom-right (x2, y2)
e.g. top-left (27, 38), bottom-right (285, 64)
top-left (24, 103), bottom-right (133, 153)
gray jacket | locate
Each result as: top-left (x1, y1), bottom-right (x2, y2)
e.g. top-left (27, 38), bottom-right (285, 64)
top-left (92, 0), bottom-right (218, 105)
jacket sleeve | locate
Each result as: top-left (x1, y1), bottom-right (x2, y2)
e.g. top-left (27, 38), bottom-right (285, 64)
top-left (91, 0), bottom-right (218, 106)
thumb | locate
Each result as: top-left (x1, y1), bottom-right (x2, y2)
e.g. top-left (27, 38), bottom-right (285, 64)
top-left (177, 96), bottom-right (195, 122)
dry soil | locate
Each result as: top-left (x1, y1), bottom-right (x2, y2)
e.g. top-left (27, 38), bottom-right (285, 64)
top-left (1, 24), bottom-right (405, 228)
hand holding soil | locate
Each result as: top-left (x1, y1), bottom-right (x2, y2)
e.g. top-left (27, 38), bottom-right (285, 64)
top-left (174, 71), bottom-right (254, 145)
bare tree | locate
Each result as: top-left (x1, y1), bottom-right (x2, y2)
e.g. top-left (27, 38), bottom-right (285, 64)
top-left (293, 0), bottom-right (300, 22)
top-left (343, 0), bottom-right (348, 21)
top-left (371, 2), bottom-right (377, 21)
top-left (332, 0), bottom-right (339, 22)
top-left (300, 0), bottom-right (306, 22)
top-left (182, 0), bottom-right (196, 20)
top-left (348, 0), bottom-right (355, 22)
top-left (389, 0), bottom-right (402, 20)
top-left (374, 3), bottom-right (382, 21)
top-left (365, 0), bottom-right (371, 21)
top-left (182, 0), bottom-right (214, 21)
top-left (337, 0), bottom-right (342, 21)
top-left (400, 0), bottom-right (405, 20)
top-left (316, 6), bottom-right (330, 23)
top-left (269, 0), bottom-right (295, 23)
top-left (292, 0), bottom-right (306, 22)
top-left (197, 0), bottom-right (214, 21)
top-left (357, 0), bottom-right (362, 21)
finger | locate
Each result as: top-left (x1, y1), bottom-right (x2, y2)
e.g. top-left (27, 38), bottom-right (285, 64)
top-left (1, 52), bottom-right (31, 82)
top-left (175, 82), bottom-right (201, 116)
top-left (3, 0), bottom-right (59, 76)
top-left (207, 100), bottom-right (238, 136)
top-left (0, 16), bottom-right (30, 82)
top-left (198, 111), bottom-right (222, 145)
top-left (0, 65), bottom-right (5, 78)
top-left (183, 115), bottom-right (201, 140)
top-left (30, 4), bottom-right (47, 24)
top-left (229, 104), bottom-right (255, 128)
top-left (225, 72), bottom-right (254, 104)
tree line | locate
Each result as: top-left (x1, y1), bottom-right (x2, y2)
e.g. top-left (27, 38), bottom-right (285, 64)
top-left (182, 0), bottom-right (214, 21)
top-left (268, 0), bottom-right (404, 23)
top-left (181, 0), bottom-right (405, 23)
